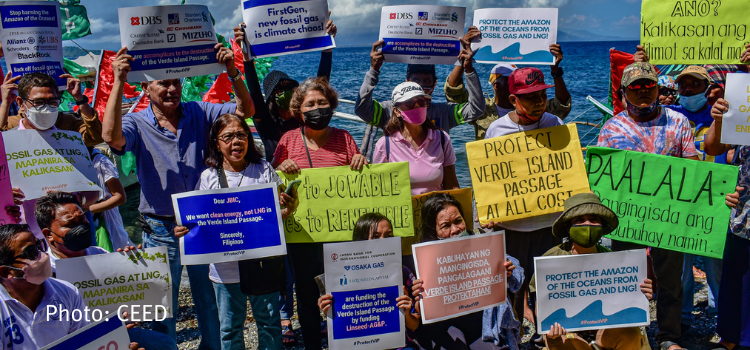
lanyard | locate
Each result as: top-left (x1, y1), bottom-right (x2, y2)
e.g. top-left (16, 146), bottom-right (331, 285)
top-left (300, 127), bottom-right (314, 168)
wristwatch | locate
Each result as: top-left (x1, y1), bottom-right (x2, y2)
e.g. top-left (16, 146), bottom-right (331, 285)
top-left (75, 95), bottom-right (89, 106)
top-left (551, 67), bottom-right (564, 79)
top-left (228, 70), bottom-right (242, 82)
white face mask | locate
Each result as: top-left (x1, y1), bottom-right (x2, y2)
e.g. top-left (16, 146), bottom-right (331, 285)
top-left (25, 105), bottom-right (59, 130)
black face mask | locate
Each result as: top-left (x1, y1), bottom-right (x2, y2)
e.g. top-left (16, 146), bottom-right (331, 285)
top-left (52, 223), bottom-right (92, 252)
top-left (302, 107), bottom-right (333, 131)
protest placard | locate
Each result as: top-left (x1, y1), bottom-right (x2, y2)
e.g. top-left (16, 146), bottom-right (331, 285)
top-left (471, 8), bottom-right (557, 65)
top-left (412, 231), bottom-right (506, 324)
top-left (55, 246), bottom-right (173, 318)
top-left (3, 129), bottom-right (100, 200)
top-left (324, 237), bottom-right (405, 350)
top-left (41, 316), bottom-right (130, 350)
top-left (0, 133), bottom-right (16, 225)
top-left (242, 0), bottom-right (335, 58)
top-left (278, 162), bottom-right (413, 243)
top-left (402, 188), bottom-right (473, 255)
top-left (466, 124), bottom-right (590, 224)
top-left (641, 0), bottom-right (749, 64)
top-left (378, 5), bottom-right (465, 65)
top-left (720, 73), bottom-right (750, 145)
top-left (172, 183), bottom-right (286, 265)
top-left (587, 147), bottom-right (738, 258)
top-left (118, 5), bottom-right (224, 81)
top-left (535, 249), bottom-right (650, 334)
top-left (0, 1), bottom-right (66, 88)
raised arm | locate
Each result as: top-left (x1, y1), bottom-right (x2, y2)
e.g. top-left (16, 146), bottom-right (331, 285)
top-left (704, 98), bottom-right (734, 156)
top-left (316, 15), bottom-right (336, 80)
top-left (215, 42), bottom-right (253, 119)
top-left (549, 44), bottom-right (571, 107)
top-left (102, 47), bottom-right (131, 151)
top-left (354, 40), bottom-right (391, 129)
top-left (453, 37), bottom-right (485, 126)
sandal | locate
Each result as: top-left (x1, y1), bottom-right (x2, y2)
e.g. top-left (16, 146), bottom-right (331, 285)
top-left (282, 325), bottom-right (296, 345)
top-left (660, 341), bottom-right (686, 350)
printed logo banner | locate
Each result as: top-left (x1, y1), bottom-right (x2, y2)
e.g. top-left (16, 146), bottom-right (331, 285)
top-left (641, 0), bottom-right (749, 64)
top-left (587, 147), bottom-right (738, 259)
top-left (3, 130), bottom-right (101, 200)
top-left (41, 316), bottom-right (130, 350)
top-left (412, 231), bottom-right (506, 324)
top-left (535, 249), bottom-right (650, 334)
top-left (378, 5), bottom-right (466, 65)
top-left (0, 1), bottom-right (66, 89)
top-left (118, 5), bottom-right (223, 81)
top-left (471, 8), bottom-right (557, 65)
top-left (55, 246), bottom-right (173, 318)
top-left (172, 183), bottom-right (287, 265)
top-left (403, 188), bottom-right (473, 255)
top-left (278, 162), bottom-right (413, 243)
top-left (466, 124), bottom-right (590, 224)
top-left (721, 73), bottom-right (750, 145)
top-left (242, 0), bottom-right (335, 58)
top-left (324, 237), bottom-right (405, 350)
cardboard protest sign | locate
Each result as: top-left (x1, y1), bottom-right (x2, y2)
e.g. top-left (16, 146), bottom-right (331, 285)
top-left (242, 0), bottom-right (335, 58)
top-left (535, 249), bottom-right (650, 334)
top-left (324, 237), bottom-right (405, 350)
top-left (172, 183), bottom-right (287, 265)
top-left (278, 162), bottom-right (413, 243)
top-left (467, 124), bottom-right (590, 224)
top-left (587, 147), bottom-right (738, 258)
top-left (412, 231), bottom-right (506, 324)
top-left (402, 188), bottom-right (473, 255)
top-left (641, 0), bottom-right (749, 64)
top-left (118, 5), bottom-right (223, 81)
top-left (472, 8), bottom-right (558, 65)
top-left (41, 316), bottom-right (130, 350)
top-left (55, 246), bottom-right (173, 318)
top-left (0, 1), bottom-right (66, 88)
top-left (721, 73), bottom-right (750, 145)
top-left (0, 133), bottom-right (16, 225)
top-left (3, 130), bottom-right (101, 200)
top-left (379, 5), bottom-right (466, 65)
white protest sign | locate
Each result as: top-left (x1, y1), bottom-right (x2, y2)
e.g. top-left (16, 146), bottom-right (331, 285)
top-left (118, 5), bottom-right (223, 81)
top-left (3, 129), bottom-right (101, 200)
top-left (721, 73), bottom-right (750, 145)
top-left (379, 5), bottom-right (465, 65)
top-left (41, 316), bottom-right (130, 350)
top-left (242, 0), bottom-right (334, 58)
top-left (324, 237), bottom-right (405, 350)
top-left (534, 249), bottom-right (650, 334)
top-left (0, 1), bottom-right (66, 89)
top-left (55, 246), bottom-right (173, 318)
top-left (471, 8), bottom-right (557, 65)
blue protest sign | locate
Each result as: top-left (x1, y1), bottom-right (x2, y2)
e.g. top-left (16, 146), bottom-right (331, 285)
top-left (41, 316), bottom-right (130, 350)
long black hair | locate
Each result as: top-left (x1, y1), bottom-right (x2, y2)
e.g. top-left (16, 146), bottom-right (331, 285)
top-left (419, 193), bottom-right (464, 242)
top-left (205, 114), bottom-right (263, 169)
top-left (352, 213), bottom-right (391, 241)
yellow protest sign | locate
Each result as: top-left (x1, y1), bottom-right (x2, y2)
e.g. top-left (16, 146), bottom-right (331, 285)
top-left (641, 0), bottom-right (749, 64)
top-left (402, 188), bottom-right (474, 255)
top-left (466, 124), bottom-right (590, 224)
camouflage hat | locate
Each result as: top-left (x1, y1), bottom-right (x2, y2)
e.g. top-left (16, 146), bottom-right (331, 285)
top-left (621, 62), bottom-right (658, 87)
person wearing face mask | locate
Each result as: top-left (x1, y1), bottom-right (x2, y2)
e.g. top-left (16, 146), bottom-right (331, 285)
top-left (372, 82), bottom-right (459, 196)
top-left (527, 193), bottom-right (653, 349)
top-left (355, 29), bottom-right (485, 132)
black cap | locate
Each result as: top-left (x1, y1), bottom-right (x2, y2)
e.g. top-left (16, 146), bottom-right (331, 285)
top-left (406, 64), bottom-right (436, 78)
top-left (262, 70), bottom-right (299, 105)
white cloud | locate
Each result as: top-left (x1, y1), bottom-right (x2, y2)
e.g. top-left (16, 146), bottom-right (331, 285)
top-left (559, 13), bottom-right (600, 28)
top-left (613, 15), bottom-right (639, 26)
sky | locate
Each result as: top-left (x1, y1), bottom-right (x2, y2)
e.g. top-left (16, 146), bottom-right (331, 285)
top-left (70, 0), bottom-right (643, 50)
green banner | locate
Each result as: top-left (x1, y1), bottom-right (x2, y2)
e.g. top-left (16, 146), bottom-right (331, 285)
top-left (586, 147), bottom-right (738, 258)
top-left (278, 162), bottom-right (413, 243)
top-left (58, 0), bottom-right (92, 40)
top-left (641, 0), bottom-right (748, 64)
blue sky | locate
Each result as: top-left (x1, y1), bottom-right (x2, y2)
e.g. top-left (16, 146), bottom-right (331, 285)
top-left (69, 0), bottom-right (643, 50)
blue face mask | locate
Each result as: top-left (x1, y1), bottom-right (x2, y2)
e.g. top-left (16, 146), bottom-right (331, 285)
top-left (678, 89), bottom-right (708, 112)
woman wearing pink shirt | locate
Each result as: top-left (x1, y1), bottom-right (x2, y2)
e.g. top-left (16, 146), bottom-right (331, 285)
top-left (373, 82), bottom-right (459, 195)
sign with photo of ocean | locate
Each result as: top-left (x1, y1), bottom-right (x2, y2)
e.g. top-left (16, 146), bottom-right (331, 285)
top-left (471, 8), bottom-right (558, 65)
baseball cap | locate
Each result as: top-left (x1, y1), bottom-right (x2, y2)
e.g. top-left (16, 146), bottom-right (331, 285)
top-left (406, 64), bottom-right (436, 78)
top-left (507, 67), bottom-right (554, 95)
top-left (392, 82), bottom-right (431, 104)
top-left (658, 75), bottom-right (677, 90)
top-left (675, 65), bottom-right (712, 84)
top-left (621, 62), bottom-right (658, 87)
top-left (489, 64), bottom-right (518, 84)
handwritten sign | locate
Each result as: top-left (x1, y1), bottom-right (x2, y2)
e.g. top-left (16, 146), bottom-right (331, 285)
top-left (242, 0), bottom-right (334, 58)
top-left (0, 1), bottom-right (66, 88)
top-left (55, 246), bottom-right (173, 318)
top-left (586, 147), bottom-right (738, 258)
top-left (278, 162), bottom-right (413, 243)
top-left (41, 316), bottom-right (131, 350)
top-left (118, 5), bottom-right (223, 81)
top-left (466, 124), bottom-right (590, 224)
top-left (0, 133), bottom-right (16, 225)
top-left (402, 188), bottom-right (473, 255)
top-left (412, 231), bottom-right (506, 324)
top-left (3, 130), bottom-right (101, 200)
top-left (471, 8), bottom-right (557, 65)
top-left (721, 73), bottom-right (750, 145)
top-left (324, 237), bottom-right (405, 350)
top-left (641, 0), bottom-right (749, 64)
top-left (535, 249), bottom-right (650, 334)
top-left (378, 5), bottom-right (466, 65)
top-left (172, 183), bottom-right (287, 265)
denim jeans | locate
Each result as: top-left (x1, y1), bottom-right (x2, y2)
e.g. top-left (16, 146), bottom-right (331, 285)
top-left (279, 255), bottom-right (295, 321)
top-left (682, 253), bottom-right (722, 325)
top-left (128, 327), bottom-right (179, 350)
top-left (213, 282), bottom-right (282, 350)
top-left (142, 215), bottom-right (221, 350)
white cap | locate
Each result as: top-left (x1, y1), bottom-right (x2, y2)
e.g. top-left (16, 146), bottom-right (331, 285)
top-left (391, 82), bottom-right (431, 104)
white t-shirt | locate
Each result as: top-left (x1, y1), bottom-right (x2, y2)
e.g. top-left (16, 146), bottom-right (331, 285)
top-left (197, 161), bottom-right (283, 284)
top-left (0, 278), bottom-right (88, 349)
top-left (49, 246), bottom-right (109, 273)
top-left (484, 112), bottom-right (564, 232)
top-left (93, 151), bottom-right (134, 250)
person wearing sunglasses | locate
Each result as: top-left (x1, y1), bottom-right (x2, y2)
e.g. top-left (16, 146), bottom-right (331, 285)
top-left (658, 75), bottom-right (678, 106)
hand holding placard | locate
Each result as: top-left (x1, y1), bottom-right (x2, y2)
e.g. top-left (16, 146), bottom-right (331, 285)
top-left (720, 73), bottom-right (750, 145)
